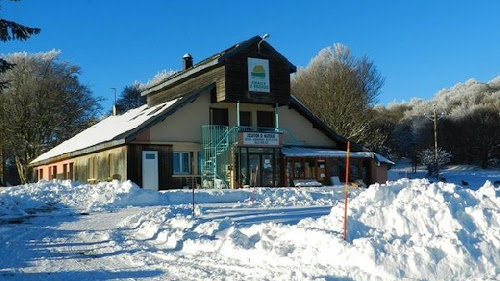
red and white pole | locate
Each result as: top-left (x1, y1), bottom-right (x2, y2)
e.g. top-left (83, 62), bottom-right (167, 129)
top-left (343, 141), bottom-right (351, 241)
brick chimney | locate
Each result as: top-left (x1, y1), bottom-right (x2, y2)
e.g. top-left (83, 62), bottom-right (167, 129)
top-left (182, 53), bottom-right (193, 70)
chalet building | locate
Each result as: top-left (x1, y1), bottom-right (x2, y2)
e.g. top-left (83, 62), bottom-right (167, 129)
top-left (30, 36), bottom-right (393, 190)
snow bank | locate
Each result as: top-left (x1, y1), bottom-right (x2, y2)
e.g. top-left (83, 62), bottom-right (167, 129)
top-left (1, 179), bottom-right (498, 280)
top-left (321, 178), bottom-right (500, 280)
top-left (0, 181), bottom-right (346, 220)
top-left (161, 186), bottom-right (352, 207)
top-left (115, 179), bottom-right (499, 280)
top-left (0, 180), bottom-right (162, 219)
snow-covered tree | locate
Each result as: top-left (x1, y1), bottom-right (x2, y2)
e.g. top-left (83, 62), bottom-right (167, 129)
top-left (0, 51), bottom-right (101, 183)
top-left (138, 69), bottom-right (176, 91)
top-left (0, 0), bottom-right (40, 185)
top-left (418, 147), bottom-right (452, 177)
top-left (291, 43), bottom-right (384, 144)
top-left (418, 147), bottom-right (452, 166)
top-left (388, 76), bottom-right (500, 168)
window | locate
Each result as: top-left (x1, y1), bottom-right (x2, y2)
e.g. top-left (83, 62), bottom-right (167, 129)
top-left (240, 111), bottom-right (252, 127)
top-left (40, 168), bottom-right (44, 180)
top-left (63, 164), bottom-right (68, 180)
top-left (88, 156), bottom-right (97, 180)
top-left (257, 111), bottom-right (274, 128)
top-left (173, 152), bottom-right (191, 174)
top-left (51, 165), bottom-right (57, 180)
top-left (210, 108), bottom-right (228, 126)
top-left (197, 152), bottom-right (203, 175)
top-left (69, 163), bottom-right (74, 180)
top-left (108, 154), bottom-right (114, 179)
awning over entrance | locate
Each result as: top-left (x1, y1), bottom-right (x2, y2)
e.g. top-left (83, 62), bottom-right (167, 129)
top-left (281, 147), bottom-right (394, 165)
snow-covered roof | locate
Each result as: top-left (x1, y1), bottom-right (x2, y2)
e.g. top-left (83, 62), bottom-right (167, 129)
top-left (31, 98), bottom-right (181, 164)
top-left (282, 147), bottom-right (394, 165)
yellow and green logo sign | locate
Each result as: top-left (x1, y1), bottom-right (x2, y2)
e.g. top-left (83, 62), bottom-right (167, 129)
top-left (248, 58), bottom-right (270, 93)
top-left (251, 65), bottom-right (266, 78)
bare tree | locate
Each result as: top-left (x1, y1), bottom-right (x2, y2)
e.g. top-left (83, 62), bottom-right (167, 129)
top-left (0, 0), bottom-right (40, 185)
top-left (291, 44), bottom-right (384, 144)
top-left (0, 51), bottom-right (101, 183)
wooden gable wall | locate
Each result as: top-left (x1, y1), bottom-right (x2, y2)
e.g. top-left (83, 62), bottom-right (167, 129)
top-left (222, 41), bottom-right (292, 104)
top-left (147, 65), bottom-right (225, 106)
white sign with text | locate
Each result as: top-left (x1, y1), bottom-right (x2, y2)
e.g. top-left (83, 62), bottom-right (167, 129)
top-left (242, 132), bottom-right (279, 146)
top-left (248, 58), bottom-right (270, 92)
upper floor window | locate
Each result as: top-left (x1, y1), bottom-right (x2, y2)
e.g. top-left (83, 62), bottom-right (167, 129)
top-left (240, 111), bottom-right (252, 127)
top-left (257, 111), bottom-right (274, 128)
top-left (210, 108), bottom-right (228, 126)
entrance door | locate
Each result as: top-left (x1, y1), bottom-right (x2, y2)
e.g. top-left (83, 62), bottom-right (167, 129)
top-left (249, 154), bottom-right (260, 187)
top-left (142, 151), bottom-right (158, 190)
top-left (261, 154), bottom-right (274, 186)
top-left (248, 153), bottom-right (274, 187)
top-left (238, 147), bottom-right (280, 188)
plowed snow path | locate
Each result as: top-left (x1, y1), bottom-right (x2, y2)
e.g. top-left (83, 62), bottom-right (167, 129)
top-left (0, 204), bottom-right (332, 281)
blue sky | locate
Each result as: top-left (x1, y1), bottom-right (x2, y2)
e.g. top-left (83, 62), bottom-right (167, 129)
top-left (2, 0), bottom-right (499, 113)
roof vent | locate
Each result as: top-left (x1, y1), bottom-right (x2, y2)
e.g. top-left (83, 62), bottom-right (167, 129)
top-left (182, 53), bottom-right (193, 70)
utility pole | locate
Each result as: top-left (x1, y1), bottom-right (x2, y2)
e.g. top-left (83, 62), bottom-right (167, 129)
top-left (426, 104), bottom-right (444, 178)
top-left (433, 104), bottom-right (439, 172)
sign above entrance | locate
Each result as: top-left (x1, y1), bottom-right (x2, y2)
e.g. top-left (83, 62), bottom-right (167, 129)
top-left (240, 132), bottom-right (281, 147)
top-left (248, 58), bottom-right (270, 93)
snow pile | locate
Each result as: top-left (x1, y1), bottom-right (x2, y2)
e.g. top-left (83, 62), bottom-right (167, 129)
top-left (0, 181), bottom-right (350, 221)
top-left (322, 178), bottom-right (500, 280)
top-left (114, 179), bottom-right (499, 280)
top-left (1, 179), bottom-right (498, 280)
top-left (0, 180), bottom-right (161, 218)
top-left (161, 186), bottom-right (353, 208)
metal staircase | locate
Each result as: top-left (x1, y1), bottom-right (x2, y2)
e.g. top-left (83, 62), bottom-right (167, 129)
top-left (201, 125), bottom-right (301, 189)
top-left (201, 125), bottom-right (238, 188)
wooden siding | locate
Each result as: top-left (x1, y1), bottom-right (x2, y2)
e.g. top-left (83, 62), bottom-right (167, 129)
top-left (223, 41), bottom-right (292, 104)
top-left (126, 144), bottom-right (174, 190)
top-left (35, 146), bottom-right (127, 183)
top-left (147, 65), bottom-right (225, 106)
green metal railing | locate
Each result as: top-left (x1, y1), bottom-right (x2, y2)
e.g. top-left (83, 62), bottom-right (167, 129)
top-left (200, 125), bottom-right (301, 189)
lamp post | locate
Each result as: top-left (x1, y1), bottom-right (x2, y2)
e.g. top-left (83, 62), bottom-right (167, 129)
top-left (111, 87), bottom-right (117, 115)
top-left (258, 33), bottom-right (270, 53)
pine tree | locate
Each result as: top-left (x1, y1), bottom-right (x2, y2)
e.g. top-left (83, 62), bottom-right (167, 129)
top-left (115, 83), bottom-right (146, 113)
top-left (0, 0), bottom-right (41, 87)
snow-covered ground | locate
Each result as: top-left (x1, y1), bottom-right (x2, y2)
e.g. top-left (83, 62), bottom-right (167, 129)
top-left (1, 169), bottom-right (499, 280)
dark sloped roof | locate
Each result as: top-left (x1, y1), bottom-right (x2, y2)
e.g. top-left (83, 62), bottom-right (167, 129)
top-left (141, 36), bottom-right (297, 97)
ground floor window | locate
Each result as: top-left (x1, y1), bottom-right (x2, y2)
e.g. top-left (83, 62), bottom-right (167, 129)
top-left (88, 156), bottom-right (97, 181)
top-left (69, 163), bottom-right (74, 180)
top-left (63, 164), bottom-right (68, 180)
top-left (284, 157), bottom-right (371, 186)
top-left (173, 152), bottom-right (191, 174)
top-left (51, 165), bottom-right (57, 180)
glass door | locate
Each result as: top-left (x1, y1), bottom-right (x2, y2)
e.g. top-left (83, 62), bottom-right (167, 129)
top-left (261, 154), bottom-right (274, 187)
top-left (249, 154), bottom-right (260, 187)
top-left (237, 147), bottom-right (280, 187)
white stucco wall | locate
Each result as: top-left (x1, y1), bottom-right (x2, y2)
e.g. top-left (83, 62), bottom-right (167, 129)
top-left (148, 90), bottom-right (336, 148)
